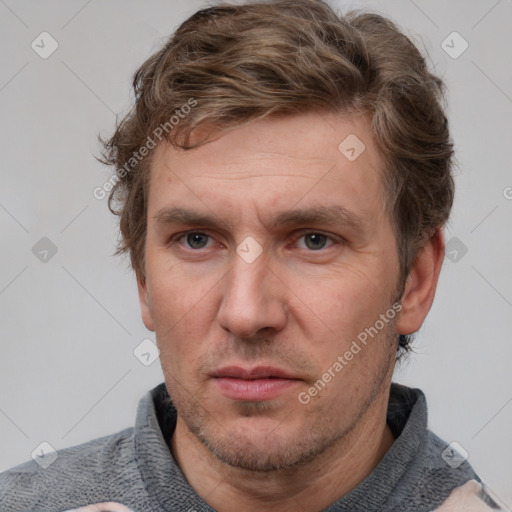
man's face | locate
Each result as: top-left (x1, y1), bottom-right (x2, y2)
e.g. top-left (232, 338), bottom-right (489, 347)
top-left (139, 112), bottom-right (402, 471)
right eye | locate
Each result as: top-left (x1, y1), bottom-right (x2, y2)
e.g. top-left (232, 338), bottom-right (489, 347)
top-left (175, 232), bottom-right (214, 250)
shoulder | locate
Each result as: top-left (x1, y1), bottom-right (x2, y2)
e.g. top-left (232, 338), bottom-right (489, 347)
top-left (403, 430), bottom-right (500, 511)
top-left (0, 428), bottom-right (135, 512)
top-left (433, 479), bottom-right (506, 511)
top-left (385, 384), bottom-right (500, 510)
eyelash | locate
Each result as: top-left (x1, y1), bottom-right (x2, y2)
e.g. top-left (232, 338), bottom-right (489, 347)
top-left (171, 230), bottom-right (340, 252)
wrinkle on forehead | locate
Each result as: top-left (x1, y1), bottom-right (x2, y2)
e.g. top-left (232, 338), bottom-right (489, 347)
top-left (148, 113), bottom-right (387, 233)
top-left (189, 173), bottom-right (324, 182)
top-left (155, 147), bottom-right (336, 181)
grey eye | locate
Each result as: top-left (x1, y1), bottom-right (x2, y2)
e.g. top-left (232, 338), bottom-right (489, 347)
top-left (303, 233), bottom-right (329, 250)
top-left (186, 233), bottom-right (210, 249)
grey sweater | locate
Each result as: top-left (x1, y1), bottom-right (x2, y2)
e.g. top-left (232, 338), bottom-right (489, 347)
top-left (0, 383), bottom-right (501, 512)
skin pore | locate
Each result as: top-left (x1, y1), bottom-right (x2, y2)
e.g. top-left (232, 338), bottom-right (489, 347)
top-left (137, 111), bottom-right (445, 511)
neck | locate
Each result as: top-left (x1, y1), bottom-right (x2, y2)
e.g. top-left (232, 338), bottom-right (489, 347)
top-left (170, 388), bottom-right (395, 512)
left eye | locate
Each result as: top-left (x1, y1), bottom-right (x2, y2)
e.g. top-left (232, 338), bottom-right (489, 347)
top-left (295, 233), bottom-right (334, 251)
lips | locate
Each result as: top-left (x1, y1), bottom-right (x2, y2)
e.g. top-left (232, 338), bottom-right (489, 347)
top-left (213, 366), bottom-right (297, 380)
top-left (211, 366), bottom-right (301, 401)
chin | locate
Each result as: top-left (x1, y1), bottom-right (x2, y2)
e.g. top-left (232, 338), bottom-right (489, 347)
top-left (193, 413), bottom-right (343, 473)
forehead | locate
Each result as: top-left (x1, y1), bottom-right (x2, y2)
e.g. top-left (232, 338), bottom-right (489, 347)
top-left (147, 111), bottom-right (387, 227)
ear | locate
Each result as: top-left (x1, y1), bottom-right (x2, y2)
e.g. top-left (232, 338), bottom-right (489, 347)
top-left (396, 228), bottom-right (445, 335)
top-left (137, 275), bottom-right (155, 332)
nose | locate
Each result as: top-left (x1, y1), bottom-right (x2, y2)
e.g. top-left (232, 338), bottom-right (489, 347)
top-left (216, 252), bottom-right (288, 339)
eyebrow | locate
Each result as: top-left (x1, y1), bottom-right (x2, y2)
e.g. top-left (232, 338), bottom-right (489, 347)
top-left (153, 205), bottom-right (366, 232)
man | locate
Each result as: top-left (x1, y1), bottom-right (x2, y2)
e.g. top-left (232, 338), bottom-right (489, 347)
top-left (0, 1), bottom-right (503, 511)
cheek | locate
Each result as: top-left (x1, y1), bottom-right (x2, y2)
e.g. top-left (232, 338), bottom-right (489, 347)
top-left (290, 274), bottom-right (397, 386)
top-left (154, 311), bottom-right (207, 389)
top-left (297, 269), bottom-right (391, 342)
top-left (148, 270), bottom-right (218, 364)
top-left (148, 255), bottom-right (216, 322)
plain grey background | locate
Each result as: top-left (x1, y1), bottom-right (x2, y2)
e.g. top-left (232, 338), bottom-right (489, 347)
top-left (1, 0), bottom-right (511, 507)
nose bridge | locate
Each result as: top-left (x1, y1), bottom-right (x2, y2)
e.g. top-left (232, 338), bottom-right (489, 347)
top-left (225, 252), bottom-right (270, 314)
top-left (217, 250), bottom-right (286, 338)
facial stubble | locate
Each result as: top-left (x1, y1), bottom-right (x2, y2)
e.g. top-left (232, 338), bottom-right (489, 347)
top-left (165, 321), bottom-right (398, 473)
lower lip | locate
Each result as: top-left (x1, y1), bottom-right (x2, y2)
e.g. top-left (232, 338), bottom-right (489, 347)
top-left (214, 377), bottom-right (300, 401)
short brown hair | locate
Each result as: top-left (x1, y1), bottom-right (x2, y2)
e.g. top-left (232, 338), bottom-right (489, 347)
top-left (102, 0), bottom-right (454, 352)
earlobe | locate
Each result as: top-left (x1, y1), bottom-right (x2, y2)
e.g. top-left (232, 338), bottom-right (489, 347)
top-left (137, 276), bottom-right (155, 332)
top-left (396, 229), bottom-right (445, 335)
